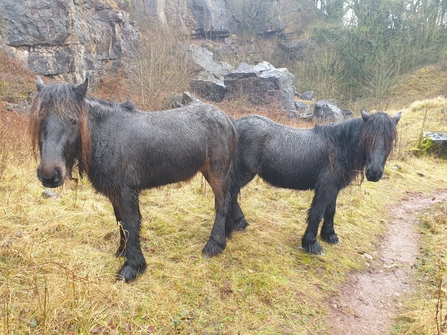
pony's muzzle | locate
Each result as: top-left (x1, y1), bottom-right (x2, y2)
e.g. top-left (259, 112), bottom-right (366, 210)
top-left (37, 165), bottom-right (65, 188)
top-left (365, 167), bottom-right (383, 182)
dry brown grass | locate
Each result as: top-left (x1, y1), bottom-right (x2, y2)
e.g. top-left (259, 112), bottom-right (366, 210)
top-left (391, 64), bottom-right (447, 108)
top-left (0, 50), bottom-right (35, 104)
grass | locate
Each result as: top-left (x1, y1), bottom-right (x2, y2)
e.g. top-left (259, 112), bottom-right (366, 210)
top-left (1, 49), bottom-right (447, 333)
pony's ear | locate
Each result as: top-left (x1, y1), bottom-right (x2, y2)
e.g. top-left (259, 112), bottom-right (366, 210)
top-left (75, 79), bottom-right (89, 98)
top-left (393, 111), bottom-right (402, 124)
top-left (36, 76), bottom-right (46, 91)
top-left (361, 110), bottom-right (370, 121)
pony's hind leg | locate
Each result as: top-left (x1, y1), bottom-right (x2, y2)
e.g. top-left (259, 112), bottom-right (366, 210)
top-left (201, 165), bottom-right (231, 258)
top-left (320, 196), bottom-right (339, 244)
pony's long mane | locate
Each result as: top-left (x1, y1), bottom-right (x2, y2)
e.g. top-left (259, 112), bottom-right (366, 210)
top-left (29, 83), bottom-right (92, 174)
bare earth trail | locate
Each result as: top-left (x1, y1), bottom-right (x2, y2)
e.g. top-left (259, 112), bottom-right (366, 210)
top-left (327, 190), bottom-right (447, 334)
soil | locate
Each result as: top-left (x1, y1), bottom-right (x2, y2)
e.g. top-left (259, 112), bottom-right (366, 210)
top-left (326, 190), bottom-right (447, 335)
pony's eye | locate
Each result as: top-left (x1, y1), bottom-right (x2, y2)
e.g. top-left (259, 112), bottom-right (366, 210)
top-left (69, 119), bottom-right (77, 126)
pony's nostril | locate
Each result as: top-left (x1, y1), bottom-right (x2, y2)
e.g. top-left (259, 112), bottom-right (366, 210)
top-left (54, 167), bottom-right (62, 182)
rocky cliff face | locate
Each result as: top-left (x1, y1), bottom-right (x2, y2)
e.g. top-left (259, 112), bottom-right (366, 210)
top-left (138, 0), bottom-right (286, 39)
top-left (0, 0), bottom-right (287, 83)
top-left (0, 0), bottom-right (139, 83)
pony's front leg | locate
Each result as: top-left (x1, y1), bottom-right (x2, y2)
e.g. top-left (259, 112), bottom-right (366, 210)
top-left (226, 190), bottom-right (249, 234)
top-left (230, 168), bottom-right (257, 231)
top-left (234, 202), bottom-right (249, 231)
top-left (320, 196), bottom-right (339, 244)
top-left (302, 187), bottom-right (338, 255)
top-left (112, 203), bottom-right (127, 257)
top-left (113, 192), bottom-right (147, 282)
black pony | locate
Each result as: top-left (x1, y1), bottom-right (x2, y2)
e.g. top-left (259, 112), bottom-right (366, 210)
top-left (226, 111), bottom-right (401, 254)
top-left (29, 78), bottom-right (237, 282)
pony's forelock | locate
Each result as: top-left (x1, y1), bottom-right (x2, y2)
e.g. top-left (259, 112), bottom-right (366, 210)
top-left (360, 112), bottom-right (398, 160)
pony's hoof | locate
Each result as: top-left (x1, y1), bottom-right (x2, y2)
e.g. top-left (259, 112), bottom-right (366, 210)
top-left (201, 250), bottom-right (215, 259)
top-left (235, 219), bottom-right (249, 231)
top-left (116, 263), bottom-right (146, 283)
top-left (321, 233), bottom-right (339, 244)
top-left (235, 221), bottom-right (249, 231)
top-left (202, 240), bottom-right (225, 258)
top-left (302, 241), bottom-right (324, 255)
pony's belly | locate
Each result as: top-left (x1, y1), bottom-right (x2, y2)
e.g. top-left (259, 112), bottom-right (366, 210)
top-left (260, 170), bottom-right (316, 190)
top-left (139, 161), bottom-right (203, 188)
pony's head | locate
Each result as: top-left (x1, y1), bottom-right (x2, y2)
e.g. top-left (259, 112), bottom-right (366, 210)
top-left (360, 110), bottom-right (401, 182)
top-left (29, 77), bottom-right (91, 188)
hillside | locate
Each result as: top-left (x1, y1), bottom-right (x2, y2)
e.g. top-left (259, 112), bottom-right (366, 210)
top-left (391, 63), bottom-right (447, 107)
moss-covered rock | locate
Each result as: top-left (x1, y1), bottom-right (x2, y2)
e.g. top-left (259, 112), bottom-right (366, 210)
top-left (421, 131), bottom-right (447, 158)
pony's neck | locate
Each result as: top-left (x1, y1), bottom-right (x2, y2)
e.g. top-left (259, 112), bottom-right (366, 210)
top-left (318, 118), bottom-right (366, 176)
top-left (320, 118), bottom-right (363, 147)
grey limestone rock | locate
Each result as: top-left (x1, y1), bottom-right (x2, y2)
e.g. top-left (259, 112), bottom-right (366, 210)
top-left (0, 0), bottom-right (139, 83)
top-left (224, 61), bottom-right (296, 112)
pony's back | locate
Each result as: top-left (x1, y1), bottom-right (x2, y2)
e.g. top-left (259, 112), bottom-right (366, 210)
top-left (234, 115), bottom-right (328, 190)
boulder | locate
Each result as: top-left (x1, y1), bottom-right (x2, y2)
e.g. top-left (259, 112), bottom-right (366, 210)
top-left (187, 44), bottom-right (233, 102)
top-left (189, 79), bottom-right (226, 102)
top-left (300, 91), bottom-right (314, 101)
top-left (187, 48), bottom-right (298, 110)
top-left (224, 61), bottom-right (297, 111)
top-left (187, 44), bottom-right (233, 77)
top-left (314, 100), bottom-right (345, 123)
top-left (422, 132), bottom-right (447, 158)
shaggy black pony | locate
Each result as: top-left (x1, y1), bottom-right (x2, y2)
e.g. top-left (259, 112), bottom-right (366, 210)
top-left (29, 78), bottom-right (237, 282)
top-left (226, 111), bottom-right (401, 254)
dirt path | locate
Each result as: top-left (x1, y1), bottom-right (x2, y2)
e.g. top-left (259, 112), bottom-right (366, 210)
top-left (327, 190), bottom-right (447, 335)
